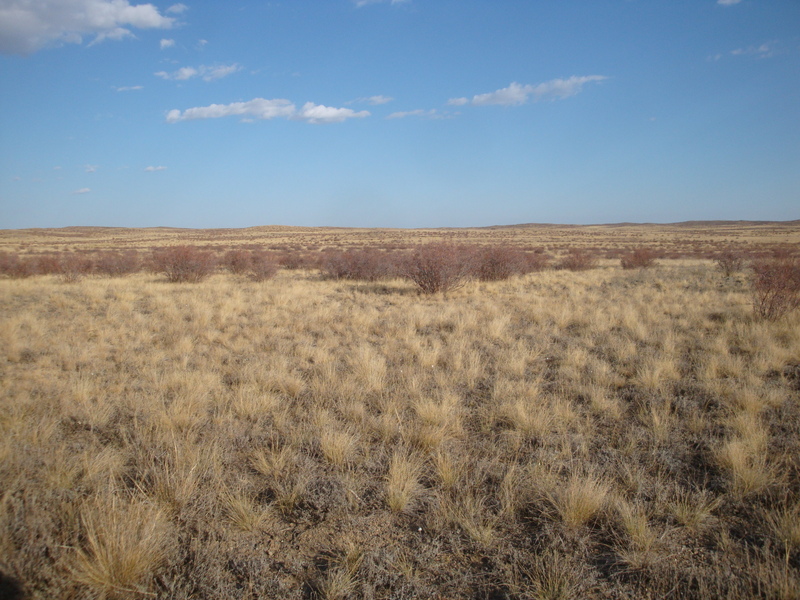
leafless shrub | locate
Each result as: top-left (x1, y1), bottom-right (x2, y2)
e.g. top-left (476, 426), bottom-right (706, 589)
top-left (94, 251), bottom-right (140, 277)
top-left (248, 250), bottom-right (279, 281)
top-left (400, 243), bottom-right (474, 294)
top-left (321, 248), bottom-right (396, 282)
top-left (32, 254), bottom-right (62, 276)
top-left (222, 249), bottom-right (253, 275)
top-left (715, 250), bottom-right (745, 277)
top-left (557, 249), bottom-right (598, 271)
top-left (472, 245), bottom-right (530, 281)
top-left (222, 249), bottom-right (278, 281)
top-left (54, 252), bottom-right (94, 283)
top-left (523, 249), bottom-right (551, 272)
top-left (620, 247), bottom-right (658, 270)
top-left (0, 252), bottom-right (35, 278)
top-left (751, 257), bottom-right (800, 320)
top-left (277, 251), bottom-right (315, 270)
top-left (151, 246), bottom-right (215, 283)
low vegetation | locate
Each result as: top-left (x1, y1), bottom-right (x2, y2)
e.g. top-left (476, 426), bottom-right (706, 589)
top-left (1, 224), bottom-right (800, 599)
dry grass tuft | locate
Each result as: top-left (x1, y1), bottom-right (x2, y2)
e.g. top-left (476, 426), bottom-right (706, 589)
top-left (669, 488), bottom-right (721, 534)
top-left (764, 500), bottom-right (800, 552)
top-left (68, 496), bottom-right (172, 599)
top-left (547, 473), bottom-right (611, 531)
top-left (386, 451), bottom-right (423, 514)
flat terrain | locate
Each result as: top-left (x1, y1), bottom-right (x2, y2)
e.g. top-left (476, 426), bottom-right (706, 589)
top-left (2, 220), bottom-right (799, 256)
top-left (1, 222), bottom-right (799, 599)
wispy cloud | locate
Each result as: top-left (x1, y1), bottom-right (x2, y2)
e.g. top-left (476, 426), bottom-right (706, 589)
top-left (717, 0), bottom-right (742, 5)
top-left (352, 95), bottom-right (394, 105)
top-left (84, 164), bottom-right (98, 173)
top-left (155, 63), bottom-right (243, 82)
top-left (114, 85), bottom-right (143, 92)
top-left (72, 187), bottom-right (91, 194)
top-left (711, 41), bottom-right (779, 62)
top-left (731, 41), bottom-right (777, 58)
top-left (88, 27), bottom-right (135, 46)
top-left (160, 38), bottom-right (175, 50)
top-left (450, 76), bottom-right (607, 108)
top-left (166, 98), bottom-right (370, 124)
top-left (386, 109), bottom-right (442, 120)
top-left (353, 0), bottom-right (410, 7)
top-left (167, 3), bottom-right (188, 14)
top-left (145, 166), bottom-right (167, 172)
top-left (0, 0), bottom-right (175, 55)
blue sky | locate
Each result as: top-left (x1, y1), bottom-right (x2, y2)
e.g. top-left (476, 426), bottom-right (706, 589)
top-left (1, 0), bottom-right (798, 228)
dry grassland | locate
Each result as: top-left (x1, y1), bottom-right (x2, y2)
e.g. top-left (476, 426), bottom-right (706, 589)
top-left (3, 220), bottom-right (799, 256)
top-left (1, 223), bottom-right (799, 599)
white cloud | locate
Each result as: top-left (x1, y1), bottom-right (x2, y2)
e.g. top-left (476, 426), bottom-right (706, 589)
top-left (451, 76), bottom-right (607, 107)
top-left (166, 3), bottom-right (187, 13)
top-left (145, 165), bottom-right (167, 171)
top-left (155, 63), bottom-right (242, 82)
top-left (114, 85), bottom-right (143, 91)
top-left (84, 164), bottom-right (98, 173)
top-left (166, 98), bottom-right (296, 123)
top-left (0, 0), bottom-right (176, 54)
top-left (72, 187), bottom-right (91, 194)
top-left (717, 0), bottom-right (742, 5)
top-left (160, 38), bottom-right (175, 49)
top-left (294, 102), bottom-right (370, 124)
top-left (166, 98), bottom-right (370, 124)
top-left (387, 109), bottom-right (439, 119)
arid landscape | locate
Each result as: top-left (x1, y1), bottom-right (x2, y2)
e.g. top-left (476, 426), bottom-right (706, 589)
top-left (1, 221), bottom-right (799, 599)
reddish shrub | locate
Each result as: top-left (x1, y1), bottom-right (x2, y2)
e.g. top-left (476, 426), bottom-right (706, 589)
top-left (247, 250), bottom-right (279, 282)
top-left (56, 252), bottom-right (94, 282)
top-left (32, 254), bottom-right (62, 275)
top-left (472, 245), bottom-right (529, 281)
top-left (557, 249), bottom-right (598, 271)
top-left (401, 243), bottom-right (474, 294)
top-left (277, 251), bottom-right (315, 270)
top-left (151, 246), bottom-right (215, 283)
top-left (715, 250), bottom-right (745, 277)
top-left (220, 249), bottom-right (278, 281)
top-left (321, 248), bottom-right (395, 282)
top-left (94, 251), bottom-right (140, 277)
top-left (751, 258), bottom-right (800, 320)
top-left (620, 247), bottom-right (658, 270)
top-left (523, 250), bottom-right (550, 272)
top-left (222, 249), bottom-right (253, 275)
top-left (0, 253), bottom-right (35, 278)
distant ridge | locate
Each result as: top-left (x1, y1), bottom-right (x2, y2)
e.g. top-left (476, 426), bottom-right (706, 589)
top-left (486, 219), bottom-right (800, 229)
top-left (3, 220), bottom-right (799, 233)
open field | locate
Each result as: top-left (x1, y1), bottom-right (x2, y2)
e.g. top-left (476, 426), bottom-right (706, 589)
top-left (2, 221), bottom-right (800, 258)
top-left (1, 222), bottom-right (799, 599)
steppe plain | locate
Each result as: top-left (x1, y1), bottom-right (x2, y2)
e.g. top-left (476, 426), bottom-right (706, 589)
top-left (1, 221), bottom-right (799, 599)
